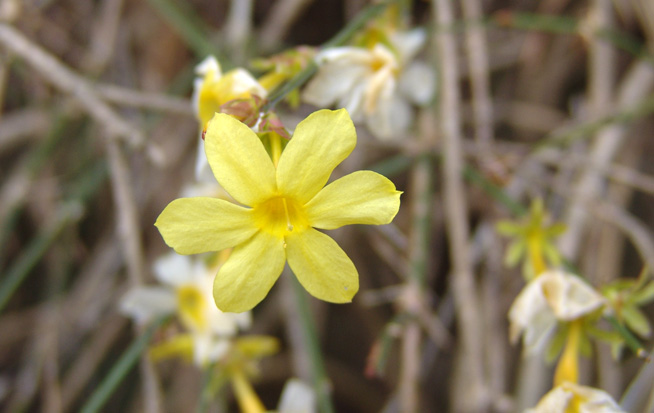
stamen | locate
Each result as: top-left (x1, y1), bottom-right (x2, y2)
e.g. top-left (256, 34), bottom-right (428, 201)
top-left (282, 198), bottom-right (294, 231)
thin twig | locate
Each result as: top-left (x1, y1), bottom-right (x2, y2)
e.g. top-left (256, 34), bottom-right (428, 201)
top-left (224, 0), bottom-right (253, 64)
top-left (557, 57), bottom-right (654, 261)
top-left (432, 0), bottom-right (487, 411)
top-left (397, 110), bottom-right (436, 412)
top-left (536, 149), bottom-right (654, 196)
top-left (96, 84), bottom-right (193, 116)
top-left (258, 0), bottom-right (314, 52)
top-left (106, 140), bottom-right (146, 287)
top-left (398, 321), bottom-right (420, 413)
top-left (61, 316), bottom-right (127, 411)
top-left (0, 24), bottom-right (144, 147)
top-left (557, 0), bottom-right (616, 259)
top-left (462, 0), bottom-right (494, 152)
top-left (0, 108), bottom-right (52, 152)
top-left (284, 270), bottom-right (335, 413)
top-left (586, 198), bottom-right (654, 273)
top-left (84, 0), bottom-right (125, 73)
top-left (106, 138), bottom-right (163, 413)
top-left (0, 202), bottom-right (83, 314)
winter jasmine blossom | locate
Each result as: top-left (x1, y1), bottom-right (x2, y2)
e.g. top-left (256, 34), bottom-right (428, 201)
top-left (496, 198), bottom-right (566, 280)
top-left (302, 29), bottom-right (434, 140)
top-left (526, 381), bottom-right (625, 413)
top-left (120, 252), bottom-right (251, 365)
top-left (276, 379), bottom-right (316, 413)
top-left (155, 109), bottom-right (402, 312)
top-left (508, 270), bottom-right (605, 352)
top-left (192, 56), bottom-right (267, 129)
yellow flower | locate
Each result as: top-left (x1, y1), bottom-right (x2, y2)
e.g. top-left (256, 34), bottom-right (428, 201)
top-left (192, 56), bottom-right (267, 129)
top-left (496, 198), bottom-right (566, 280)
top-left (156, 109), bottom-right (402, 312)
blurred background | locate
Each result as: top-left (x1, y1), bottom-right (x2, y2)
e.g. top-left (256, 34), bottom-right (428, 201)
top-left (1, 0), bottom-right (654, 412)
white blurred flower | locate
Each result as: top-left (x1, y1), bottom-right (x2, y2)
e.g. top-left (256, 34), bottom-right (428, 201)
top-left (508, 270), bottom-right (605, 352)
top-left (302, 28), bottom-right (434, 140)
top-left (120, 252), bottom-right (251, 365)
top-left (277, 379), bottom-right (316, 413)
top-left (192, 56), bottom-right (268, 183)
top-left (525, 382), bottom-right (625, 413)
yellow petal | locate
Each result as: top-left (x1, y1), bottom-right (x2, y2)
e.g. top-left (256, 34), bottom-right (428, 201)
top-left (149, 334), bottom-right (194, 362)
top-left (213, 231), bottom-right (286, 312)
top-left (204, 113), bottom-right (277, 206)
top-left (155, 197), bottom-right (257, 255)
top-left (286, 228), bottom-right (358, 303)
top-left (305, 170), bottom-right (401, 229)
top-left (276, 109), bottom-right (356, 203)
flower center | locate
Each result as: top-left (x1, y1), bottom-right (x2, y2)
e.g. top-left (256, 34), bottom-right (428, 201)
top-left (177, 285), bottom-right (208, 331)
top-left (252, 196), bottom-right (309, 238)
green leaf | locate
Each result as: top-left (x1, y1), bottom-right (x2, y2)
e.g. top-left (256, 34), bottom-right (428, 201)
top-left (496, 221), bottom-right (523, 236)
top-left (545, 325), bottom-right (567, 363)
top-left (522, 257), bottom-right (535, 281)
top-left (80, 316), bottom-right (167, 413)
top-left (546, 223), bottom-right (567, 237)
top-left (578, 330), bottom-right (593, 358)
top-left (530, 198), bottom-right (544, 219)
top-left (505, 240), bottom-right (526, 267)
top-left (632, 281), bottom-right (654, 305)
top-left (610, 340), bottom-right (625, 360)
top-left (623, 306), bottom-right (651, 338)
top-left (542, 241), bottom-right (562, 267)
top-left (603, 279), bottom-right (637, 293)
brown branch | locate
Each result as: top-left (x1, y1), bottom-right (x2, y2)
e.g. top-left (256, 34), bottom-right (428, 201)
top-left (96, 84), bottom-right (192, 116)
top-left (431, 0), bottom-right (487, 411)
top-left (462, 0), bottom-right (494, 152)
top-left (0, 24), bottom-right (144, 147)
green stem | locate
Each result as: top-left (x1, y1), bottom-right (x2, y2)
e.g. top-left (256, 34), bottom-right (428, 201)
top-left (538, 94), bottom-right (654, 150)
top-left (0, 114), bottom-right (71, 269)
top-left (145, 0), bottom-right (224, 59)
top-left (80, 316), bottom-right (168, 413)
top-left (607, 315), bottom-right (650, 360)
top-left (0, 162), bottom-right (106, 314)
top-left (408, 153), bottom-right (432, 287)
top-left (322, 1), bottom-right (396, 49)
top-left (195, 366), bottom-right (213, 413)
top-left (0, 202), bottom-right (82, 313)
top-left (462, 164), bottom-right (527, 216)
top-left (290, 276), bottom-right (335, 413)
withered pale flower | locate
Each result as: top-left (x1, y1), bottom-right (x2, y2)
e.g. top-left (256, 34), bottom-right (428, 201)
top-left (302, 29), bottom-right (434, 140)
top-left (509, 270), bottom-right (605, 352)
top-left (120, 252), bottom-right (251, 365)
top-left (526, 381), bottom-right (625, 413)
